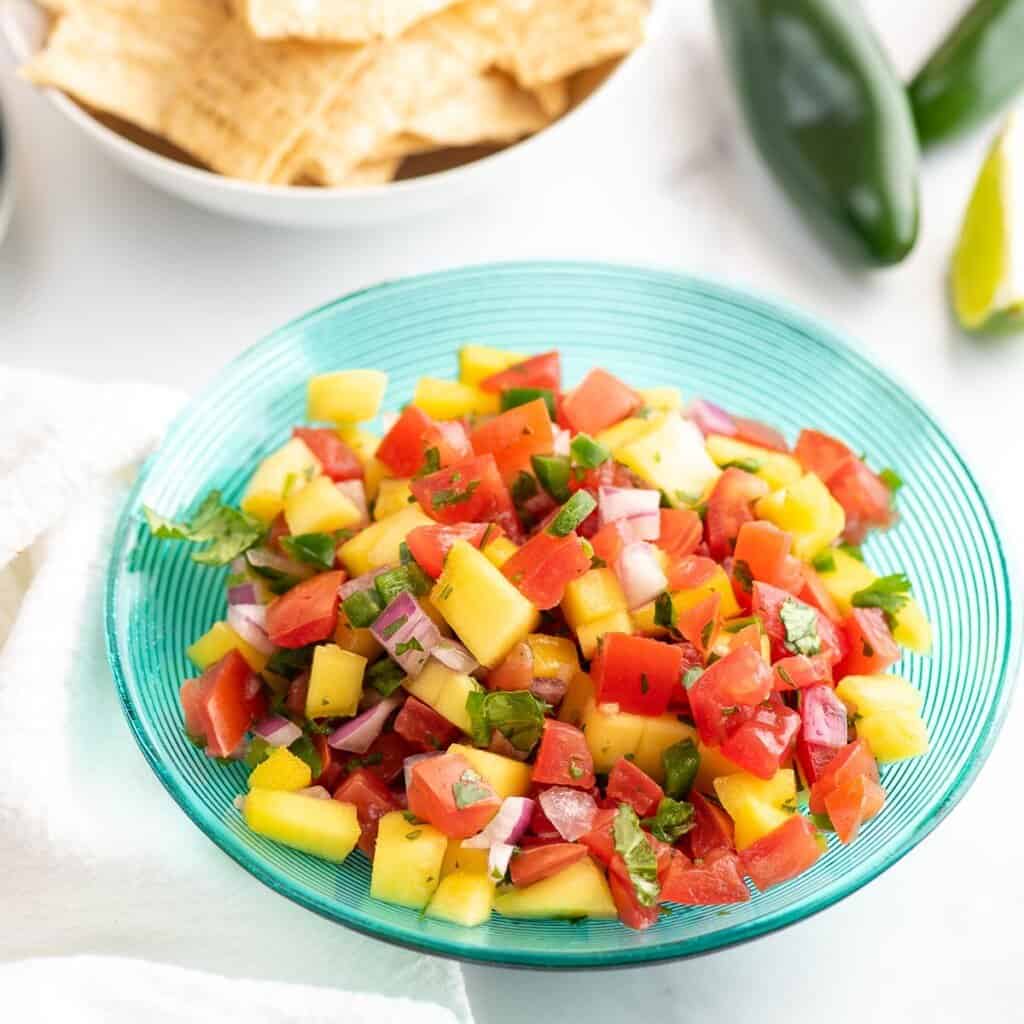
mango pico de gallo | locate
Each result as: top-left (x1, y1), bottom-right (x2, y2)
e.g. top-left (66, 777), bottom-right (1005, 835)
top-left (146, 346), bottom-right (931, 930)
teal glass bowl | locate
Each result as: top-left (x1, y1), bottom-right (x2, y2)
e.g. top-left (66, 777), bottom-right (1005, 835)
top-left (106, 262), bottom-right (1020, 967)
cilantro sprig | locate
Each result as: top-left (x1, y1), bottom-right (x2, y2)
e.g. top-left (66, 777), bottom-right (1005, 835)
top-left (613, 804), bottom-right (660, 907)
top-left (144, 490), bottom-right (265, 567)
top-left (779, 597), bottom-right (821, 656)
top-left (642, 797), bottom-right (695, 844)
top-left (852, 573), bottom-right (912, 625)
top-left (465, 690), bottom-right (550, 752)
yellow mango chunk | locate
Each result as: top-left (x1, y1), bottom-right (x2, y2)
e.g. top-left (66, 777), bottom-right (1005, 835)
top-left (856, 709), bottom-right (930, 762)
top-left (581, 700), bottom-right (646, 773)
top-left (426, 869), bottom-right (495, 926)
top-left (413, 377), bottom-right (499, 419)
top-left (694, 742), bottom-right (744, 795)
top-left (576, 610), bottom-right (633, 660)
top-left (527, 634), bottom-right (579, 679)
top-left (248, 747), bottom-right (312, 792)
top-left (241, 437), bottom-right (321, 523)
top-left (448, 743), bottom-right (532, 799)
top-left (495, 857), bottom-right (616, 920)
top-left (706, 434), bottom-right (803, 492)
top-left (373, 477), bottom-right (415, 520)
top-left (335, 425), bottom-right (380, 463)
top-left (617, 415), bottom-right (720, 508)
top-left (403, 660), bottom-right (483, 734)
top-left (755, 473), bottom-right (845, 560)
top-left (244, 789), bottom-right (360, 862)
top-left (634, 716), bottom-right (698, 783)
top-left (284, 475), bottom-right (362, 536)
top-left (431, 541), bottom-right (539, 667)
top-left (836, 673), bottom-right (929, 762)
top-left (339, 504), bottom-right (433, 575)
top-left (441, 839), bottom-right (490, 879)
top-left (714, 769), bottom-right (796, 850)
top-left (306, 644), bottom-right (365, 719)
top-left (370, 811), bottom-right (447, 910)
top-left (361, 456), bottom-right (389, 502)
top-left (891, 598), bottom-right (932, 654)
top-left (562, 568), bottom-right (628, 629)
top-left (308, 369), bottom-right (387, 423)
top-left (637, 386), bottom-right (682, 411)
top-left (459, 344), bottom-right (525, 386)
top-left (594, 416), bottom-right (658, 455)
top-left (187, 621), bottom-right (268, 673)
top-left (483, 535), bottom-right (519, 568)
top-left (558, 671), bottom-right (595, 728)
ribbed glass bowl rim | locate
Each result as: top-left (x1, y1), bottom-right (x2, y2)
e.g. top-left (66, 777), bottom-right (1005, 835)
top-left (105, 261), bottom-right (1022, 968)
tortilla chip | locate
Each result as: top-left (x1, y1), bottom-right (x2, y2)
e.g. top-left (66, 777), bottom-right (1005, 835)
top-left (22, 0), bottom-right (228, 134)
top-left (530, 78), bottom-right (570, 118)
top-left (274, 3), bottom-right (502, 185)
top-left (341, 156), bottom-right (403, 186)
top-left (160, 19), bottom-right (372, 182)
top-left (235, 0), bottom-right (459, 43)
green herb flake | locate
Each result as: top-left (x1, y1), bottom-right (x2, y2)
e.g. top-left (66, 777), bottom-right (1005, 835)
top-left (417, 447), bottom-right (442, 478)
top-left (699, 618), bottom-right (715, 651)
top-left (452, 769), bottom-right (492, 809)
top-left (641, 797), bottom-right (695, 844)
top-left (612, 804), bottom-right (660, 907)
top-left (721, 458), bottom-right (761, 473)
top-left (851, 573), bottom-right (912, 624)
top-left (406, 830), bottom-right (423, 841)
top-left (879, 467), bottom-right (903, 494)
top-left (279, 532), bottom-right (337, 570)
top-left (732, 559), bottom-right (754, 593)
top-left (144, 490), bottom-right (265, 567)
top-left (682, 666), bottom-right (704, 690)
top-left (380, 614), bottom-right (407, 640)
top-left (640, 673), bottom-right (650, 695)
top-left (431, 480), bottom-right (481, 510)
top-left (465, 690), bottom-right (550, 752)
top-left (812, 550), bottom-right (836, 574)
top-left (779, 597), bottom-right (822, 656)
top-left (511, 470), bottom-right (539, 506)
top-left (394, 636), bottom-right (424, 656)
top-left (662, 739), bottom-right (700, 799)
top-left (654, 591), bottom-right (678, 630)
top-left (837, 542), bottom-right (865, 563)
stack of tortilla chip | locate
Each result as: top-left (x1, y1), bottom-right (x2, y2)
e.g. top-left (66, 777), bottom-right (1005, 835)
top-left (23, 0), bottom-right (649, 186)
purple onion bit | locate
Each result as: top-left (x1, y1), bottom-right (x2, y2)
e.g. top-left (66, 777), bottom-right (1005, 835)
top-left (370, 591), bottom-right (440, 676)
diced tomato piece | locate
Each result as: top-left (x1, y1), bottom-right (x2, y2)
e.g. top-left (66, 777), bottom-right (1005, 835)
top-left (752, 582), bottom-right (846, 666)
top-left (470, 398), bottom-right (554, 484)
top-left (824, 773), bottom-right (886, 844)
top-left (666, 554), bottom-right (718, 593)
top-left (480, 351), bottom-right (562, 393)
top-left (727, 622), bottom-right (762, 655)
top-left (688, 792), bottom-right (735, 859)
top-left (809, 739), bottom-right (879, 815)
top-left (772, 654), bottom-right (832, 691)
top-left (349, 730), bottom-right (416, 785)
top-left (839, 607), bottom-right (900, 677)
top-left (794, 429), bottom-right (854, 483)
top-left (407, 752), bottom-right (501, 838)
top-left (829, 458), bottom-right (895, 542)
top-left (509, 842), bottom-right (586, 887)
top-left (733, 520), bottom-right (794, 590)
top-left (394, 696), bottom-right (460, 752)
top-left (578, 807), bottom-right (617, 865)
top-left (592, 633), bottom-right (684, 717)
top-left (667, 641), bottom-right (701, 712)
top-left (502, 529), bottom-right (590, 610)
top-left (406, 522), bottom-right (498, 578)
top-left (740, 816), bottom-right (823, 890)
top-left (189, 650), bottom-right (261, 758)
top-left (590, 522), bottom-right (625, 566)
top-left (409, 454), bottom-right (521, 539)
top-left (532, 720), bottom-right (595, 789)
top-left (608, 863), bottom-right (661, 930)
top-left (180, 679), bottom-right (208, 742)
top-left (292, 427), bottom-right (363, 482)
top-left (705, 468), bottom-right (770, 561)
top-left (657, 508), bottom-right (703, 562)
top-left (607, 757), bottom-right (665, 816)
top-left (560, 368), bottom-right (641, 436)
top-left (678, 592), bottom-right (721, 659)
top-left (795, 683), bottom-right (849, 787)
top-left (720, 699), bottom-right (801, 779)
top-left (688, 646), bottom-right (773, 745)
top-left (311, 734), bottom-right (343, 792)
top-left (660, 848), bottom-right (750, 905)
top-left (799, 564), bottom-right (843, 623)
top-left (376, 406), bottom-right (434, 477)
top-left (334, 767), bottom-right (399, 857)
top-left (265, 570), bottom-right (345, 648)
top-left (732, 417), bottom-right (790, 453)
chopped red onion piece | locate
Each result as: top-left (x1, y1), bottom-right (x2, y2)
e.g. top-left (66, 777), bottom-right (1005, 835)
top-left (403, 751), bottom-right (442, 792)
top-left (616, 513), bottom-right (661, 543)
top-left (801, 684), bottom-right (848, 747)
top-left (246, 547), bottom-right (315, 582)
top-left (339, 564), bottom-right (395, 601)
top-left (616, 541), bottom-right (668, 609)
top-left (432, 638), bottom-right (479, 675)
top-left (252, 714), bottom-right (303, 748)
top-left (462, 797), bottom-right (535, 850)
top-left (552, 427), bottom-right (571, 456)
top-left (598, 486), bottom-right (661, 528)
top-left (434, 420), bottom-right (472, 460)
top-left (244, 673), bottom-right (263, 700)
top-left (688, 398), bottom-right (737, 438)
top-left (327, 696), bottom-right (401, 754)
top-left (538, 787), bottom-right (598, 841)
top-left (335, 479), bottom-right (369, 527)
top-left (371, 592), bottom-right (440, 676)
top-left (530, 676), bottom-right (568, 706)
top-left (296, 786), bottom-right (332, 800)
top-left (228, 603), bottom-right (275, 655)
top-left (227, 582), bottom-right (259, 606)
top-left (489, 842), bottom-right (515, 881)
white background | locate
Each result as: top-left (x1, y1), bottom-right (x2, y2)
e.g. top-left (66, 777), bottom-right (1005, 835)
top-left (2, 2), bottom-right (1022, 1021)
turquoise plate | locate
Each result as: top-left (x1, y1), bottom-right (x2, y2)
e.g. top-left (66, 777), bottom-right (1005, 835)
top-left (106, 262), bottom-right (1020, 967)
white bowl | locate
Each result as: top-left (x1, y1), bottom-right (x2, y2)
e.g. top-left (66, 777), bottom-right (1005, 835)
top-left (2, 0), bottom-right (663, 228)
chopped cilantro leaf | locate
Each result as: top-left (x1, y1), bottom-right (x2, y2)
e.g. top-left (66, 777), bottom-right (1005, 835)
top-left (452, 769), bottom-right (491, 808)
top-left (642, 797), bottom-right (695, 844)
top-left (812, 550), bottom-right (836, 574)
top-left (780, 597), bottom-right (821, 656)
top-left (394, 636), bottom-right (424, 656)
top-left (613, 804), bottom-right (660, 907)
top-left (431, 480), bottom-right (481, 510)
top-left (732, 559), bottom-right (753, 593)
top-left (879, 467), bottom-right (903, 493)
top-left (654, 592), bottom-right (678, 630)
top-left (837, 542), bottom-right (865, 562)
top-left (851, 573), bottom-right (912, 624)
top-left (144, 490), bottom-right (265, 567)
top-left (465, 690), bottom-right (549, 752)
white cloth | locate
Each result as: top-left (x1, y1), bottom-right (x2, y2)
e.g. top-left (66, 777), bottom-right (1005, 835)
top-left (0, 367), bottom-right (472, 1023)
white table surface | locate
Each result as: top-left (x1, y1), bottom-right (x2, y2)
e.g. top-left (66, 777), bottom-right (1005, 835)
top-left (2, 2), bottom-right (1022, 1021)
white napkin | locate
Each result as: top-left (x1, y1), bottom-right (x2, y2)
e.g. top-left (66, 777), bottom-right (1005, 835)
top-left (0, 366), bottom-right (473, 1024)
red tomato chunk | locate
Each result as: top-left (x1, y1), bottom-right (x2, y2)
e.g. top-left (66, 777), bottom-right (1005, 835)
top-left (592, 633), bottom-right (684, 717)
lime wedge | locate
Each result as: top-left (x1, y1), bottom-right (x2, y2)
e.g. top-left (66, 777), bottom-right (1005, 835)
top-left (952, 112), bottom-right (1024, 332)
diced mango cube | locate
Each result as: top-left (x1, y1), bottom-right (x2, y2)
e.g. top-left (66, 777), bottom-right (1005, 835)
top-left (483, 535), bottom-right (519, 568)
top-left (247, 747), bottom-right (312, 792)
top-left (594, 416), bottom-right (657, 455)
top-left (241, 438), bottom-right (321, 523)
top-left (187, 621), bottom-right (268, 672)
top-left (306, 644), bottom-right (365, 719)
top-left (284, 475), bottom-right (362, 536)
top-left (335, 425), bottom-right (380, 463)
top-left (617, 415), bottom-right (720, 507)
top-left (441, 839), bottom-right (490, 878)
top-left (431, 541), bottom-right (539, 667)
top-left (459, 344), bottom-right (525, 386)
top-left (576, 610), bottom-right (633, 659)
top-left (856, 709), bottom-right (930, 762)
top-left (634, 715), bottom-right (698, 783)
top-left (714, 769), bottom-right (796, 850)
top-left (835, 673), bottom-right (924, 716)
top-left (362, 456), bottom-right (389, 502)
top-left (836, 673), bottom-right (929, 762)
top-left (706, 434), bottom-right (803, 491)
top-left (694, 741), bottom-right (744, 794)
top-left (244, 789), bottom-right (360, 861)
top-left (308, 370), bottom-right (387, 423)
top-left (448, 743), bottom-right (532, 799)
top-left (339, 504), bottom-right (433, 575)
top-left (558, 671), bottom-right (595, 728)
top-left (371, 811), bottom-right (447, 909)
top-left (494, 856), bottom-right (616, 920)
top-left (413, 377), bottom-right (499, 419)
top-left (527, 634), bottom-right (579, 679)
top-left (637, 386), bottom-right (682, 411)
top-left (562, 568), bottom-right (627, 630)
top-left (404, 660), bottom-right (482, 734)
top-left (816, 548), bottom-right (877, 614)
top-left (581, 700), bottom-right (646, 773)
top-left (373, 477), bottom-right (415, 520)
top-left (426, 869), bottom-right (495, 926)
top-left (755, 473), bottom-right (845, 560)
top-left (891, 598), bottom-right (932, 654)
